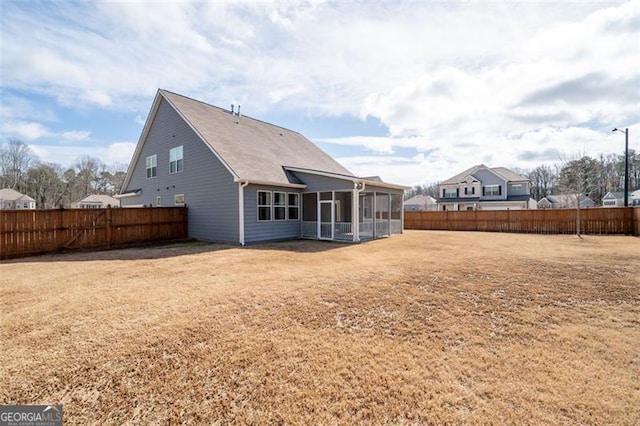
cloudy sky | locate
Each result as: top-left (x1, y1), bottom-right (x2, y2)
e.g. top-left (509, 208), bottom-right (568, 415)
top-left (1, 1), bottom-right (638, 186)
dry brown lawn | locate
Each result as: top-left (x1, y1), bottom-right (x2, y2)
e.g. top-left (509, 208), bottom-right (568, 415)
top-left (1, 231), bottom-right (639, 425)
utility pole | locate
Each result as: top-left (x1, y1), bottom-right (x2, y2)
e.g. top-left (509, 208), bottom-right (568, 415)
top-left (612, 127), bottom-right (629, 207)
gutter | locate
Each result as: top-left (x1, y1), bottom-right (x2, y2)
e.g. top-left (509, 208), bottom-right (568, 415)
top-left (353, 181), bottom-right (366, 242)
top-left (238, 180), bottom-right (250, 246)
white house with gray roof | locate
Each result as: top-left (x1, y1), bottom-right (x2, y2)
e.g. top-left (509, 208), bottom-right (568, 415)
top-left (73, 194), bottom-right (121, 209)
top-left (538, 194), bottom-right (596, 209)
top-left (437, 164), bottom-right (536, 211)
top-left (404, 194), bottom-right (438, 211)
top-left (0, 188), bottom-right (36, 210)
top-left (119, 89), bottom-right (406, 245)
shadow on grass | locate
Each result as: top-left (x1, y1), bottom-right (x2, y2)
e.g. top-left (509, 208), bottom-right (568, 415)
top-left (0, 240), bottom-right (233, 264)
top-left (247, 238), bottom-right (358, 253)
top-left (1, 238), bottom-right (358, 263)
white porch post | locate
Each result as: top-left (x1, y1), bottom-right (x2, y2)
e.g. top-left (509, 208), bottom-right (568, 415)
top-left (388, 192), bottom-right (391, 236)
top-left (373, 191), bottom-right (377, 238)
top-left (352, 188), bottom-right (359, 242)
top-left (316, 192), bottom-right (320, 239)
top-left (401, 193), bottom-right (405, 234)
top-left (331, 191), bottom-right (335, 240)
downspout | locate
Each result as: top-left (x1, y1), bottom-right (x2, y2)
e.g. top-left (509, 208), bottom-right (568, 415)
top-left (354, 181), bottom-right (366, 242)
top-left (238, 180), bottom-right (249, 246)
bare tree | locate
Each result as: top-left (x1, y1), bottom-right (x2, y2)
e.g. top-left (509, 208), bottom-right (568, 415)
top-left (0, 139), bottom-right (37, 191)
top-left (74, 155), bottom-right (104, 197)
top-left (527, 164), bottom-right (557, 200)
top-left (25, 163), bottom-right (66, 208)
top-left (558, 155), bottom-right (600, 239)
top-left (405, 182), bottom-right (440, 200)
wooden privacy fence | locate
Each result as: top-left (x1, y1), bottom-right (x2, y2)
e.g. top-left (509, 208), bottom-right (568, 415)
top-left (404, 207), bottom-right (639, 235)
top-left (0, 207), bottom-right (188, 259)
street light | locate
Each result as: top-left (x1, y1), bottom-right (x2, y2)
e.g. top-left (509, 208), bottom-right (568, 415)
top-left (612, 127), bottom-right (629, 207)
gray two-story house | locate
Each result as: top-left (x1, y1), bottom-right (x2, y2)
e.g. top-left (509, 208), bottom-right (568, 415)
top-left (119, 89), bottom-right (406, 245)
top-left (437, 164), bottom-right (536, 211)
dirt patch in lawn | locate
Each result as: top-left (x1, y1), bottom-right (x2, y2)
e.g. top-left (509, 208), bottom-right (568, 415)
top-left (1, 231), bottom-right (639, 424)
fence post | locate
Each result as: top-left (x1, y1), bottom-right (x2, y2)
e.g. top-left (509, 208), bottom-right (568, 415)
top-left (106, 207), bottom-right (112, 247)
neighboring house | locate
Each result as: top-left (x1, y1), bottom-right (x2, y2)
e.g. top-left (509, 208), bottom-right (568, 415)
top-left (119, 89), bottom-right (406, 245)
top-left (73, 194), bottom-right (121, 209)
top-left (404, 194), bottom-right (438, 211)
top-left (538, 194), bottom-right (596, 209)
top-left (437, 164), bottom-right (536, 211)
top-left (0, 188), bottom-right (36, 210)
top-left (602, 191), bottom-right (640, 207)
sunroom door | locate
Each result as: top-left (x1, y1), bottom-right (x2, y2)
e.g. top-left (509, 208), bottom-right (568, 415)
top-left (319, 200), bottom-right (333, 240)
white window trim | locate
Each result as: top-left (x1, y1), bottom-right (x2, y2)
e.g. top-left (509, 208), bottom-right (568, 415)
top-left (146, 154), bottom-right (157, 179)
top-left (169, 145), bottom-right (184, 174)
top-left (257, 190), bottom-right (272, 221)
top-left (444, 188), bottom-right (457, 198)
top-left (484, 184), bottom-right (500, 196)
top-left (273, 191), bottom-right (287, 221)
top-left (287, 192), bottom-right (300, 221)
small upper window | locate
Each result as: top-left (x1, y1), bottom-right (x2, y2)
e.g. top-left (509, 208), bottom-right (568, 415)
top-left (443, 188), bottom-right (457, 198)
top-left (170, 146), bottom-right (183, 174)
top-left (146, 154), bottom-right (157, 178)
top-left (484, 185), bottom-right (501, 196)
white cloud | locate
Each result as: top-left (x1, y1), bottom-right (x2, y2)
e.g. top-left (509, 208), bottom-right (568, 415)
top-left (28, 141), bottom-right (135, 167)
top-left (98, 142), bottom-right (136, 165)
top-left (2, 120), bottom-right (91, 143)
top-left (2, 121), bottom-right (51, 140)
top-left (60, 130), bottom-right (91, 141)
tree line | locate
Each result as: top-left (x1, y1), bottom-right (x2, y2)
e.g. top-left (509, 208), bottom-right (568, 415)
top-left (0, 139), bottom-right (127, 209)
top-left (405, 151), bottom-right (640, 205)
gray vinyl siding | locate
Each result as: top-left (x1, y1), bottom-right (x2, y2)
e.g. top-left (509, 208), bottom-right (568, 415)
top-left (507, 182), bottom-right (529, 196)
top-left (290, 171), bottom-right (355, 192)
top-left (474, 169), bottom-right (507, 201)
top-left (363, 184), bottom-right (404, 196)
top-left (244, 184), bottom-right (302, 244)
top-left (121, 98), bottom-right (239, 244)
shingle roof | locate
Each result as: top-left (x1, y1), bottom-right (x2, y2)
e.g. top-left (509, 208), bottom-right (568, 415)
top-left (405, 195), bottom-right (437, 205)
top-left (0, 188), bottom-right (35, 202)
top-left (160, 90), bottom-right (353, 185)
top-left (440, 164), bottom-right (528, 185)
top-left (78, 194), bottom-right (120, 205)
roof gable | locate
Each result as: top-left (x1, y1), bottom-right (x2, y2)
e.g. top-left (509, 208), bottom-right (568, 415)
top-left (441, 164), bottom-right (529, 185)
top-left (405, 194), bottom-right (436, 204)
top-left (160, 90), bottom-right (353, 186)
top-left (0, 188), bottom-right (29, 201)
top-left (79, 194), bottom-right (120, 205)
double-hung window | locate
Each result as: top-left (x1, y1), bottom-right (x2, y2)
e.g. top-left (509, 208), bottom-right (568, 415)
top-left (274, 192), bottom-right (286, 220)
top-left (288, 193), bottom-right (300, 220)
top-left (258, 191), bottom-right (271, 221)
top-left (170, 146), bottom-right (183, 173)
top-left (146, 155), bottom-right (157, 178)
top-left (257, 191), bottom-right (301, 221)
top-left (484, 185), bottom-right (501, 196)
top-left (443, 188), bottom-right (457, 198)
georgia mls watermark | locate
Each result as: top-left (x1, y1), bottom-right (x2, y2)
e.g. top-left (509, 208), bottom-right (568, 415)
top-left (0, 405), bottom-right (62, 426)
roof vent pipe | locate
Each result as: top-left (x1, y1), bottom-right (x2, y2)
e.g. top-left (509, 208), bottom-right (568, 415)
top-left (237, 105), bottom-right (241, 117)
top-left (231, 104), bottom-right (234, 115)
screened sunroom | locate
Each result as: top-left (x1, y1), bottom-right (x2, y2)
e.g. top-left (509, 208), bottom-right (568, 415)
top-left (301, 189), bottom-right (404, 242)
